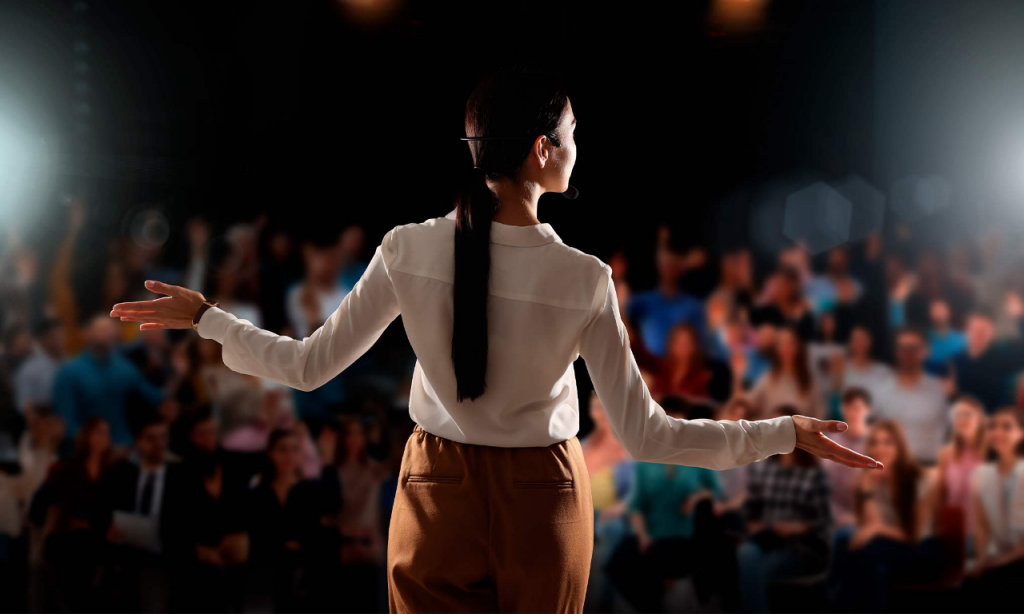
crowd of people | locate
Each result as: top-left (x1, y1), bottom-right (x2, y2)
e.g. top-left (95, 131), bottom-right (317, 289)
top-left (1, 196), bottom-right (1024, 612)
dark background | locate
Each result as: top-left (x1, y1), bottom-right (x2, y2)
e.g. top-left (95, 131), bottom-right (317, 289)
top-left (0, 0), bottom-right (889, 290)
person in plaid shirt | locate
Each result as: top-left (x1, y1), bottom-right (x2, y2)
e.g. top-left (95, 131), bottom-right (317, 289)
top-left (737, 405), bottom-right (832, 612)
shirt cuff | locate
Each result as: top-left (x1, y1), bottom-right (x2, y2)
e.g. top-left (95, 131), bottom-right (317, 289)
top-left (196, 306), bottom-right (235, 344)
top-left (759, 415), bottom-right (797, 457)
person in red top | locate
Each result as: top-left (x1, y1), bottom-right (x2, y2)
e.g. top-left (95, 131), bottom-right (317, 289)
top-left (652, 323), bottom-right (732, 404)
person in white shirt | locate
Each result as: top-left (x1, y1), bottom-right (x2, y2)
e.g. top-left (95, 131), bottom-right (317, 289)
top-left (839, 325), bottom-right (893, 403)
top-left (285, 235), bottom-right (349, 339)
top-left (967, 406), bottom-right (1024, 608)
top-left (874, 327), bottom-right (950, 465)
top-left (109, 70), bottom-right (878, 613)
top-left (13, 318), bottom-right (65, 419)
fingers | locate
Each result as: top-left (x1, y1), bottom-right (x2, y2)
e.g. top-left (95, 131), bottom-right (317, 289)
top-left (118, 315), bottom-right (176, 326)
top-left (144, 280), bottom-right (183, 299)
top-left (806, 419), bottom-right (848, 434)
top-left (111, 297), bottom-right (170, 312)
top-left (819, 437), bottom-right (883, 469)
top-left (793, 415), bottom-right (849, 434)
top-left (111, 310), bottom-right (159, 318)
top-left (820, 420), bottom-right (849, 433)
top-left (139, 323), bottom-right (170, 331)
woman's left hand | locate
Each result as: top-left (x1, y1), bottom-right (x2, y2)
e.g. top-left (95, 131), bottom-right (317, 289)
top-left (110, 280), bottom-right (207, 330)
top-left (792, 415), bottom-right (883, 470)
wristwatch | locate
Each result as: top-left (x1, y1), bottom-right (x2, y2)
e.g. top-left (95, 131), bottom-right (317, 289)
top-left (192, 300), bottom-right (221, 331)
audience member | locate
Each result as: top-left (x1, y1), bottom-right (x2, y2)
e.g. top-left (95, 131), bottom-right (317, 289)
top-left (736, 406), bottom-right (831, 613)
top-left (965, 406), bottom-right (1024, 610)
top-left (627, 241), bottom-right (705, 359)
top-left (652, 323), bottom-right (731, 403)
top-left (582, 391), bottom-right (634, 612)
top-left (824, 388), bottom-right (872, 529)
top-left (608, 396), bottom-right (722, 612)
top-left (106, 412), bottom-right (183, 611)
top-left (935, 395), bottom-right (987, 555)
top-left (52, 315), bottom-right (168, 446)
top-left (750, 326), bottom-right (824, 419)
top-left (874, 328), bottom-right (949, 464)
top-left (953, 308), bottom-right (1024, 414)
top-left (925, 299), bottom-right (967, 376)
top-left (30, 417), bottom-right (115, 612)
top-left (839, 325), bottom-right (893, 404)
top-left (13, 319), bottom-right (64, 421)
top-left (831, 420), bottom-right (941, 612)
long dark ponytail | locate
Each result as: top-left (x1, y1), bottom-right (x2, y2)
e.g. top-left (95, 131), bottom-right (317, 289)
top-left (452, 71), bottom-right (569, 402)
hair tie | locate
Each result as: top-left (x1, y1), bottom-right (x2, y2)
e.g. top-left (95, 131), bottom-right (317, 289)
top-left (472, 166), bottom-right (487, 175)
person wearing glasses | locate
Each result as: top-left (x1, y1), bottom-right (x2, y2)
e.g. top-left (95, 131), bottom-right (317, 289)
top-left (109, 70), bottom-right (879, 613)
top-left (873, 327), bottom-right (950, 465)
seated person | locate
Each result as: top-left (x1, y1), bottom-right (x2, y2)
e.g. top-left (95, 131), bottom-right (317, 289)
top-left (831, 419), bottom-right (941, 612)
top-left (737, 406), bottom-right (831, 613)
top-left (607, 396), bottom-right (723, 613)
top-left (966, 406), bottom-right (1024, 611)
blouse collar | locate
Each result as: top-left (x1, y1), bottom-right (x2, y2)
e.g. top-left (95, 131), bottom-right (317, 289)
top-left (444, 209), bottom-right (561, 247)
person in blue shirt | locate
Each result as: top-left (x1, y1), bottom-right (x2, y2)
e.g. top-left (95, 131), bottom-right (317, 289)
top-left (925, 298), bottom-right (967, 376)
top-left (606, 396), bottom-right (723, 612)
top-left (52, 314), bottom-right (165, 446)
top-left (627, 243), bottom-right (705, 358)
top-left (336, 224), bottom-right (369, 295)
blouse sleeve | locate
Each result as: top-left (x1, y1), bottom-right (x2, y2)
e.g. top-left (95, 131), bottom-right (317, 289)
top-left (196, 229), bottom-right (401, 392)
top-left (578, 265), bottom-right (796, 471)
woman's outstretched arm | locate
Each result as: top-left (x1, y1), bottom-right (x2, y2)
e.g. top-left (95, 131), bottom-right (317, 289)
top-left (578, 264), bottom-right (881, 472)
top-left (110, 229), bottom-right (401, 392)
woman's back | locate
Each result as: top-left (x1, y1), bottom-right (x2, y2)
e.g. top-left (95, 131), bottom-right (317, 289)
top-left (388, 209), bottom-right (607, 447)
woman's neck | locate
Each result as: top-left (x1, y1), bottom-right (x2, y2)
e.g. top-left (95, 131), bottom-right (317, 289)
top-left (492, 180), bottom-right (541, 226)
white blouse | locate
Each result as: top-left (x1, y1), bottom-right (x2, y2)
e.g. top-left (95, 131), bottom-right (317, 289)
top-left (197, 210), bottom-right (796, 470)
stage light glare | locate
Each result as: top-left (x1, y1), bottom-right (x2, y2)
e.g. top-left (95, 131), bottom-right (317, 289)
top-left (0, 109), bottom-right (50, 222)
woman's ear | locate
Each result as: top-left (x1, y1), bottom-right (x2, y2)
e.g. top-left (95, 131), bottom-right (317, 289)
top-left (532, 135), bottom-right (550, 168)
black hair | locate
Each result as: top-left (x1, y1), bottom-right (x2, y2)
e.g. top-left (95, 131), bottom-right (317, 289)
top-left (969, 305), bottom-right (996, 322)
top-left (841, 386), bottom-right (873, 407)
top-left (452, 70), bottom-right (569, 402)
top-left (990, 406), bottom-right (1024, 459)
top-left (660, 394), bottom-right (692, 419)
top-left (130, 408), bottom-right (166, 441)
top-left (896, 325), bottom-right (928, 343)
top-left (262, 427), bottom-right (299, 482)
top-left (32, 317), bottom-right (63, 338)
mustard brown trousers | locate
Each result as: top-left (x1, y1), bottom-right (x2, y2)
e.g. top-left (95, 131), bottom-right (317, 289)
top-left (387, 425), bottom-right (594, 613)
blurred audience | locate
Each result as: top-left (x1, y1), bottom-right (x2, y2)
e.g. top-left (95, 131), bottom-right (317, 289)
top-left (5, 196), bottom-right (1024, 612)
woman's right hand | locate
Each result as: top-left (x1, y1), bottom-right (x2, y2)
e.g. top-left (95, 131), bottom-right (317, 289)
top-left (792, 415), bottom-right (882, 470)
top-left (110, 280), bottom-right (207, 330)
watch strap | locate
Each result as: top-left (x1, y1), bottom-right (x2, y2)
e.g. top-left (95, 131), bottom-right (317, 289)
top-left (192, 301), bottom-right (220, 331)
